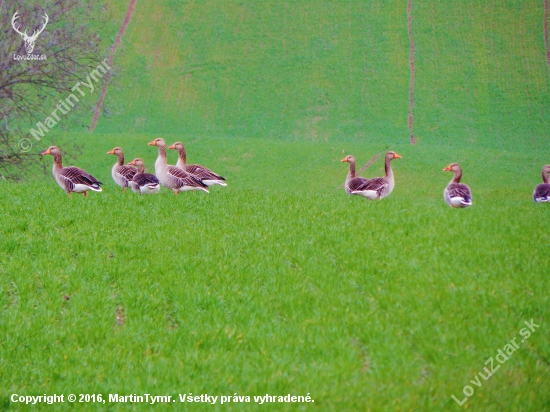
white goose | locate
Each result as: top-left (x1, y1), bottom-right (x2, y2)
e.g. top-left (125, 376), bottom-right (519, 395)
top-left (341, 151), bottom-right (402, 200)
top-left (42, 146), bottom-right (102, 197)
top-left (128, 158), bottom-right (160, 195)
top-left (107, 147), bottom-right (137, 191)
top-left (533, 165), bottom-right (550, 203)
top-left (168, 141), bottom-right (227, 186)
top-left (443, 163), bottom-right (472, 208)
top-left (148, 138), bottom-right (208, 194)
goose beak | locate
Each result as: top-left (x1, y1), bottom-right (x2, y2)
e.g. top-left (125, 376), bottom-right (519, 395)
top-left (168, 144), bottom-right (175, 150)
top-left (41, 148), bottom-right (51, 155)
top-left (394, 153), bottom-right (402, 159)
top-left (443, 166), bottom-right (451, 172)
top-left (148, 140), bottom-right (157, 146)
top-left (107, 149), bottom-right (115, 155)
top-left (341, 157), bottom-right (348, 162)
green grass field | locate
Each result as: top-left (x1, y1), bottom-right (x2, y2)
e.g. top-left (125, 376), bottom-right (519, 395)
top-left (2, 0), bottom-right (550, 410)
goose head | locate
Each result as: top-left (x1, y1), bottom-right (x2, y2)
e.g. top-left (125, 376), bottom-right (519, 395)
top-left (542, 165), bottom-right (550, 174)
top-left (107, 147), bottom-right (124, 156)
top-left (148, 138), bottom-right (166, 147)
top-left (443, 163), bottom-right (462, 173)
top-left (341, 155), bottom-right (355, 163)
top-left (168, 142), bottom-right (184, 151)
top-left (128, 158), bottom-right (144, 168)
top-left (386, 151), bottom-right (402, 161)
top-left (41, 146), bottom-right (60, 156)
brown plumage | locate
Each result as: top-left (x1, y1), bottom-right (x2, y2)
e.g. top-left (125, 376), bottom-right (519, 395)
top-left (341, 155), bottom-right (371, 194)
top-left (42, 146), bottom-right (102, 197)
top-left (533, 165), bottom-right (550, 203)
top-left (128, 158), bottom-right (160, 195)
top-left (148, 138), bottom-right (209, 194)
top-left (443, 163), bottom-right (472, 208)
top-left (107, 147), bottom-right (137, 191)
top-left (341, 152), bottom-right (402, 200)
top-left (168, 142), bottom-right (226, 187)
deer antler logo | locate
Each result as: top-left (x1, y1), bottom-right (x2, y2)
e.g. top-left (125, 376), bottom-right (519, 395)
top-left (11, 11), bottom-right (49, 54)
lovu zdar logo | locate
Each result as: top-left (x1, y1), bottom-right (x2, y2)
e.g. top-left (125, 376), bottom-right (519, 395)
top-left (11, 10), bottom-right (48, 54)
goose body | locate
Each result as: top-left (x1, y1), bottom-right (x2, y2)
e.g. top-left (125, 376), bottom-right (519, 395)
top-left (533, 165), bottom-right (550, 203)
top-left (148, 138), bottom-right (209, 194)
top-left (341, 155), bottom-right (372, 196)
top-left (443, 163), bottom-right (472, 208)
top-left (107, 147), bottom-right (137, 191)
top-left (341, 152), bottom-right (402, 200)
top-left (169, 142), bottom-right (227, 187)
top-left (42, 146), bottom-right (102, 197)
top-left (128, 158), bottom-right (160, 194)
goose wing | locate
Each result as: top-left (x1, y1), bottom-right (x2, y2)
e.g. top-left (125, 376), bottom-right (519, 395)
top-left (359, 177), bottom-right (388, 194)
top-left (116, 165), bottom-right (137, 181)
top-left (133, 173), bottom-right (159, 186)
top-left (167, 165), bottom-right (207, 188)
top-left (186, 164), bottom-right (225, 181)
top-left (347, 176), bottom-right (371, 192)
top-left (447, 183), bottom-right (472, 200)
top-left (534, 183), bottom-right (550, 201)
top-left (61, 167), bottom-right (103, 190)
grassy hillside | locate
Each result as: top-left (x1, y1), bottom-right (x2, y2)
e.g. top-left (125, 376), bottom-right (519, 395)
top-left (94, 0), bottom-right (550, 152)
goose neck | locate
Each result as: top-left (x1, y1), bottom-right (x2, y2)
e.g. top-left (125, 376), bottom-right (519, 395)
top-left (385, 156), bottom-right (394, 180)
top-left (179, 147), bottom-right (187, 164)
top-left (543, 169), bottom-right (549, 184)
top-left (157, 145), bottom-right (167, 162)
top-left (452, 169), bottom-right (462, 184)
top-left (53, 152), bottom-right (63, 170)
top-left (348, 159), bottom-right (356, 178)
top-left (155, 145), bottom-right (168, 174)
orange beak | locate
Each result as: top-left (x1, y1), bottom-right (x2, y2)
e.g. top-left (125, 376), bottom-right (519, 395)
top-left (443, 166), bottom-right (451, 172)
top-left (41, 148), bottom-right (51, 155)
top-left (107, 149), bottom-right (115, 155)
top-left (128, 160), bottom-right (136, 166)
top-left (341, 157), bottom-right (349, 162)
top-left (168, 144), bottom-right (175, 150)
top-left (394, 153), bottom-right (402, 159)
top-left (148, 140), bottom-right (157, 146)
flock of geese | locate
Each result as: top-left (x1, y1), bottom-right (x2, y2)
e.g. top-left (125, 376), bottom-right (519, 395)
top-left (41, 142), bottom-right (550, 206)
top-left (341, 151), bottom-right (475, 207)
top-left (41, 138), bottom-right (226, 196)
top-left (341, 151), bottom-right (550, 206)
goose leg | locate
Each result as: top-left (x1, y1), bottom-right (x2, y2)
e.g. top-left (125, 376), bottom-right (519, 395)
top-left (83, 192), bottom-right (88, 198)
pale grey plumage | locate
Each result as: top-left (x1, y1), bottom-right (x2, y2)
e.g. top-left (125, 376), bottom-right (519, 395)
top-left (148, 138), bottom-right (209, 194)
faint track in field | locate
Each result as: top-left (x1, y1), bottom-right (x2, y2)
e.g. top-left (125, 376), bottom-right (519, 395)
top-left (545, 0), bottom-right (550, 70)
top-left (90, 0), bottom-right (138, 132)
top-left (407, 0), bottom-right (416, 144)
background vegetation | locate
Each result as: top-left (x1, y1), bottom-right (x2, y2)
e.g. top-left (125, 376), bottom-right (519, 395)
top-left (0, 0), bottom-right (107, 179)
